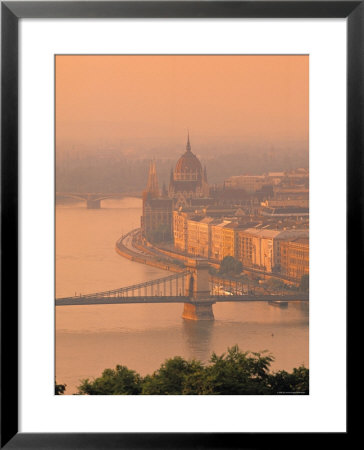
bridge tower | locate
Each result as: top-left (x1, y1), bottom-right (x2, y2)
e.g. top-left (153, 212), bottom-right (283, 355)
top-left (182, 258), bottom-right (214, 321)
top-left (86, 194), bottom-right (101, 209)
top-left (87, 199), bottom-right (101, 209)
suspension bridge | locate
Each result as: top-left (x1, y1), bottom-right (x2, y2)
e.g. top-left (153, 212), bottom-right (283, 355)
top-left (56, 259), bottom-right (309, 320)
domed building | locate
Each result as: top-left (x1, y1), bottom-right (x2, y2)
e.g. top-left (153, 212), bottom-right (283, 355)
top-left (169, 133), bottom-right (209, 207)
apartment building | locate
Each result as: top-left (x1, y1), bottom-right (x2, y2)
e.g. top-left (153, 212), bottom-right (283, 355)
top-left (187, 217), bottom-right (213, 258)
top-left (279, 237), bottom-right (309, 280)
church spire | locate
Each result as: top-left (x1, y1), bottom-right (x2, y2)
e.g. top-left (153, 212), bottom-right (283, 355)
top-left (186, 130), bottom-right (191, 152)
top-left (145, 160), bottom-right (160, 197)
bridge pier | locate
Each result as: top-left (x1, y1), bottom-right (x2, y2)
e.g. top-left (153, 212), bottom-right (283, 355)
top-left (87, 199), bottom-right (101, 209)
top-left (182, 302), bottom-right (214, 321)
top-left (183, 258), bottom-right (214, 321)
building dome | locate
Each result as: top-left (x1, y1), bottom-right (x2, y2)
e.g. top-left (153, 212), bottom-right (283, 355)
top-left (174, 133), bottom-right (203, 181)
top-left (169, 132), bottom-right (209, 204)
top-left (175, 151), bottom-right (202, 176)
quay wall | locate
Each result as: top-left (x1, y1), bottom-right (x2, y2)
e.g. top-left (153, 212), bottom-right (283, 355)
top-left (138, 235), bottom-right (221, 269)
top-left (144, 236), bottom-right (296, 285)
top-left (116, 229), bottom-right (298, 289)
top-left (115, 232), bottom-right (184, 274)
top-left (141, 234), bottom-right (295, 285)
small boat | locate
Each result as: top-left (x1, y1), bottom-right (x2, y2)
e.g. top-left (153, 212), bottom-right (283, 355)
top-left (268, 300), bottom-right (288, 308)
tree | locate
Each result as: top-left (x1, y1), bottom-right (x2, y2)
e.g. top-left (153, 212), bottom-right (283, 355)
top-left (299, 274), bottom-right (309, 292)
top-left (142, 357), bottom-right (203, 395)
top-left (203, 346), bottom-right (274, 395)
top-left (182, 364), bottom-right (209, 395)
top-left (74, 347), bottom-right (308, 395)
top-left (264, 278), bottom-right (286, 291)
top-left (77, 365), bottom-right (142, 395)
top-left (219, 256), bottom-right (243, 276)
top-left (267, 366), bottom-right (309, 394)
top-left (55, 381), bottom-right (66, 395)
top-left (209, 266), bottom-right (218, 276)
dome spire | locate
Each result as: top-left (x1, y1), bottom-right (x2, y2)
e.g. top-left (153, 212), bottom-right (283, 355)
top-left (186, 130), bottom-right (191, 152)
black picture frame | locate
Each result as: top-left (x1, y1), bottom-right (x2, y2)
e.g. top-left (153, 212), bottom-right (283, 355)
top-left (1, 1), bottom-right (357, 448)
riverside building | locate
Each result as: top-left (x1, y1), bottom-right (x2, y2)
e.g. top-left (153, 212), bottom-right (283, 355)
top-left (141, 134), bottom-right (309, 282)
top-left (141, 160), bottom-right (173, 242)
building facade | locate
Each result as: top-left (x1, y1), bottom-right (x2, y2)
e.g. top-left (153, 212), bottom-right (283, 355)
top-left (279, 237), bottom-right (309, 280)
top-left (236, 228), bottom-right (280, 272)
top-left (187, 216), bottom-right (212, 258)
top-left (142, 161), bottom-right (173, 242)
top-left (210, 220), bottom-right (236, 261)
top-left (224, 175), bottom-right (268, 193)
top-left (173, 209), bottom-right (190, 252)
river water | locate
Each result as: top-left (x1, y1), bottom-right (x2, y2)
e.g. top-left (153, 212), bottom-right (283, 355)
top-left (56, 198), bottom-right (309, 394)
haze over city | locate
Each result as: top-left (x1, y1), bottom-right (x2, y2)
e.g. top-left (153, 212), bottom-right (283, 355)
top-left (56, 55), bottom-right (308, 155)
top-left (56, 55), bottom-right (308, 192)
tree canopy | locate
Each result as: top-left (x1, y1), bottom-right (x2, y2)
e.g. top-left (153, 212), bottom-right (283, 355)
top-left (55, 381), bottom-right (66, 395)
top-left (263, 278), bottom-right (287, 291)
top-left (74, 345), bottom-right (308, 395)
top-left (77, 365), bottom-right (142, 395)
top-left (219, 256), bottom-right (243, 276)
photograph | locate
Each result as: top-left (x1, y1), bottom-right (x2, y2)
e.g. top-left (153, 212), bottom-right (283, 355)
top-left (55, 54), bottom-right (309, 396)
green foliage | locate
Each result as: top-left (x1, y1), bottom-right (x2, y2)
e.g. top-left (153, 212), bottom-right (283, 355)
top-left (267, 366), bottom-right (309, 394)
top-left (142, 357), bottom-right (204, 395)
top-left (55, 381), bottom-right (66, 395)
top-left (264, 278), bottom-right (286, 291)
top-left (219, 256), bottom-right (243, 276)
top-left (209, 266), bottom-right (218, 276)
top-left (76, 346), bottom-right (308, 395)
top-left (299, 274), bottom-right (309, 292)
top-left (77, 365), bottom-right (142, 395)
top-left (204, 346), bottom-right (274, 395)
top-left (238, 273), bottom-right (249, 283)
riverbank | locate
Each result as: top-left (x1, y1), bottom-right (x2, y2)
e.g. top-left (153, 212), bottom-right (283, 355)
top-left (116, 229), bottom-right (299, 289)
top-left (115, 229), bottom-right (304, 298)
top-left (115, 230), bottom-right (185, 273)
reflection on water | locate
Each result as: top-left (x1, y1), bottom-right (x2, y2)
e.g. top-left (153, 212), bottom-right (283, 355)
top-left (56, 198), bottom-right (309, 394)
top-left (182, 320), bottom-right (215, 362)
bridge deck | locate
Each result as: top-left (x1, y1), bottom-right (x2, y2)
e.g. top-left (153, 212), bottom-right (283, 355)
top-left (55, 294), bottom-right (308, 306)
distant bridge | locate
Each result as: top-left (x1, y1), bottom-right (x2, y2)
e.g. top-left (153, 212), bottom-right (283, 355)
top-left (56, 191), bottom-right (141, 208)
top-left (56, 262), bottom-right (309, 320)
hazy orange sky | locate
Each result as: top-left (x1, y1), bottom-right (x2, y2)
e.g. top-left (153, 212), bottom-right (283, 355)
top-left (56, 55), bottom-right (308, 151)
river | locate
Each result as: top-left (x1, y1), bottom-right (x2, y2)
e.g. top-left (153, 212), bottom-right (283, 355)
top-left (56, 198), bottom-right (309, 394)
